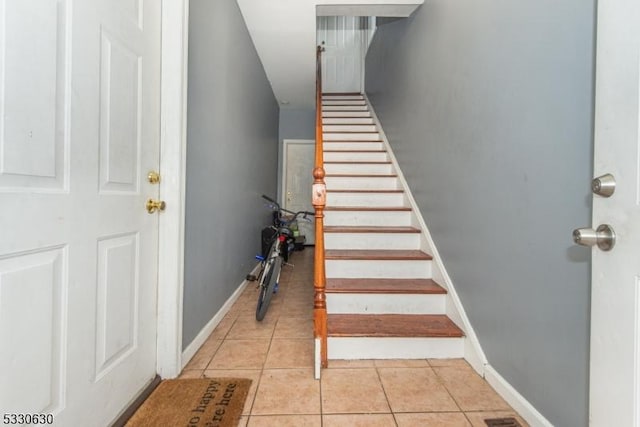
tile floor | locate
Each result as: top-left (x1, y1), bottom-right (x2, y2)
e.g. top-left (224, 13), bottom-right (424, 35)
top-left (179, 248), bottom-right (528, 427)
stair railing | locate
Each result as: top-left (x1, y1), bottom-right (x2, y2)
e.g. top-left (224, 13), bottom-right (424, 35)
top-left (313, 45), bottom-right (328, 370)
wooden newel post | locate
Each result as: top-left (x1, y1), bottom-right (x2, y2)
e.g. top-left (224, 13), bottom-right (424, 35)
top-left (312, 166), bottom-right (328, 368)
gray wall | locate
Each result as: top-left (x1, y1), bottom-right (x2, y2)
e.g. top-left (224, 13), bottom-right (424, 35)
top-left (184, 0), bottom-right (279, 349)
top-left (366, 2), bottom-right (594, 425)
top-left (279, 107), bottom-right (316, 141)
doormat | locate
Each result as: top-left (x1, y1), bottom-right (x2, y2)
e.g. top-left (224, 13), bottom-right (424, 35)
top-left (125, 378), bottom-right (252, 427)
top-left (485, 418), bottom-right (522, 427)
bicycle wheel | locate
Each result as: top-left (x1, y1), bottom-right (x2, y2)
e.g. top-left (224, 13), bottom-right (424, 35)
top-left (256, 255), bottom-right (282, 321)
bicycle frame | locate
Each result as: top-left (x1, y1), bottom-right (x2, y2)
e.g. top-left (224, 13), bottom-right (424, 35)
top-left (253, 195), bottom-right (313, 321)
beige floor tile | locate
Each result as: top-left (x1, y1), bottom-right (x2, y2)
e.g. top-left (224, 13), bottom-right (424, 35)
top-left (434, 366), bottom-right (511, 412)
top-left (374, 359), bottom-right (429, 368)
top-left (378, 367), bottom-right (459, 412)
top-left (202, 369), bottom-right (261, 415)
top-left (278, 301), bottom-right (314, 318)
top-left (208, 315), bottom-right (238, 340)
top-left (428, 358), bottom-right (470, 368)
top-left (226, 316), bottom-right (277, 340)
top-left (465, 411), bottom-right (529, 427)
top-left (238, 416), bottom-right (249, 427)
top-left (274, 316), bottom-right (313, 338)
top-left (284, 290), bottom-right (314, 301)
top-left (178, 370), bottom-right (203, 379)
top-left (321, 368), bottom-right (390, 414)
top-left (395, 412), bottom-right (471, 427)
top-left (200, 337), bottom-right (223, 353)
top-left (182, 340), bottom-right (222, 370)
top-left (285, 279), bottom-right (314, 290)
top-left (247, 415), bottom-right (321, 426)
top-left (264, 339), bottom-right (314, 369)
top-left (258, 301), bottom-right (285, 321)
top-left (326, 359), bottom-right (376, 368)
top-left (209, 339), bottom-right (270, 369)
top-left (251, 368), bottom-right (320, 415)
top-left (323, 414), bottom-right (396, 427)
top-left (228, 302), bottom-right (260, 317)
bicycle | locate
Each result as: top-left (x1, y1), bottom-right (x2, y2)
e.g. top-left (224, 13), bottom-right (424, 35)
top-left (251, 194), bottom-right (313, 321)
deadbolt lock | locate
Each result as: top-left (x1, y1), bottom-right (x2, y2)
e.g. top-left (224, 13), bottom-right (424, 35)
top-left (146, 199), bottom-right (166, 214)
top-left (591, 173), bottom-right (615, 197)
top-left (147, 171), bottom-right (161, 184)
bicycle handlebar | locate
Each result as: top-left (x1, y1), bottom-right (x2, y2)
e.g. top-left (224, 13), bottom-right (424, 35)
top-left (261, 194), bottom-right (314, 224)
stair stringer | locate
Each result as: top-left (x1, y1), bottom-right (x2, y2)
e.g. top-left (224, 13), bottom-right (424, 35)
top-left (363, 94), bottom-right (487, 376)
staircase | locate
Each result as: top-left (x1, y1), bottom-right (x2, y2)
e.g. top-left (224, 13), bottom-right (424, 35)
top-left (321, 93), bottom-right (465, 360)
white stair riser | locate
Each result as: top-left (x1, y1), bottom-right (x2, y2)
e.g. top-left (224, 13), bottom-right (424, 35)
top-left (326, 259), bottom-right (432, 278)
top-left (323, 151), bottom-right (389, 162)
top-left (326, 192), bottom-right (406, 207)
top-left (324, 210), bottom-right (413, 227)
top-left (324, 132), bottom-right (380, 141)
top-left (326, 293), bottom-right (446, 314)
top-left (325, 232), bottom-right (420, 250)
top-left (322, 95), bottom-right (364, 101)
top-left (323, 142), bottom-right (384, 151)
top-left (322, 105), bottom-right (369, 111)
top-left (324, 163), bottom-right (394, 174)
top-left (323, 118), bottom-right (374, 125)
top-left (323, 111), bottom-right (371, 118)
top-left (325, 176), bottom-right (400, 190)
top-left (327, 337), bottom-right (464, 359)
top-left (323, 125), bottom-right (377, 132)
top-left (322, 100), bottom-right (367, 106)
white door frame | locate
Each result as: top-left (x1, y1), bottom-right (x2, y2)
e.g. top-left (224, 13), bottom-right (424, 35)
top-left (156, 0), bottom-right (190, 378)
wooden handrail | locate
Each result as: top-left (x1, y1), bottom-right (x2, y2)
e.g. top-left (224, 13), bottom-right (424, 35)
top-left (313, 45), bottom-right (328, 369)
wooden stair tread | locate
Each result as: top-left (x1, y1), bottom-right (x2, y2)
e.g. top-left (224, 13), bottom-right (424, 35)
top-left (325, 174), bottom-right (397, 178)
top-left (323, 92), bottom-right (363, 96)
top-left (323, 116), bottom-right (372, 118)
top-left (327, 314), bottom-right (464, 338)
top-left (325, 249), bottom-right (432, 260)
top-left (324, 161), bottom-right (391, 164)
top-left (327, 189), bottom-right (403, 193)
top-left (324, 140), bottom-right (384, 143)
top-left (326, 278), bottom-right (446, 294)
top-left (323, 131), bottom-right (377, 133)
top-left (324, 150), bottom-right (386, 153)
top-left (325, 206), bottom-right (411, 211)
top-left (324, 226), bottom-right (420, 233)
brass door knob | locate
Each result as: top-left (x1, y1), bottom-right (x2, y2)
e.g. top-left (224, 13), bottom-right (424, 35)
top-left (146, 199), bottom-right (166, 214)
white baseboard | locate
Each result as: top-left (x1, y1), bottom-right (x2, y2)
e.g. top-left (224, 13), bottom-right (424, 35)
top-left (181, 263), bottom-right (260, 369)
top-left (484, 365), bottom-right (553, 427)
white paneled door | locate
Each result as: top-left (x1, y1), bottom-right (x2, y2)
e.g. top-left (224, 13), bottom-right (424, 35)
top-left (283, 141), bottom-right (315, 245)
top-left (0, 0), bottom-right (161, 425)
top-left (589, 0), bottom-right (640, 424)
top-left (317, 16), bottom-right (364, 93)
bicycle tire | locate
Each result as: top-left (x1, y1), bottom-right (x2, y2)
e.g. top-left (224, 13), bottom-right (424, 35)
top-left (256, 256), bottom-right (282, 321)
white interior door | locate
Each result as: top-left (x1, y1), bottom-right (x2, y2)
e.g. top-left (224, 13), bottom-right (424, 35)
top-left (317, 16), bottom-right (363, 93)
top-left (0, 0), bottom-right (162, 425)
top-left (589, 0), bottom-right (640, 424)
top-left (283, 140), bottom-right (315, 245)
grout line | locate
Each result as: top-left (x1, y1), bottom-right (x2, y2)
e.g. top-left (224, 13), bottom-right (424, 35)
top-left (373, 367), bottom-right (400, 426)
top-left (431, 365), bottom-right (466, 414)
